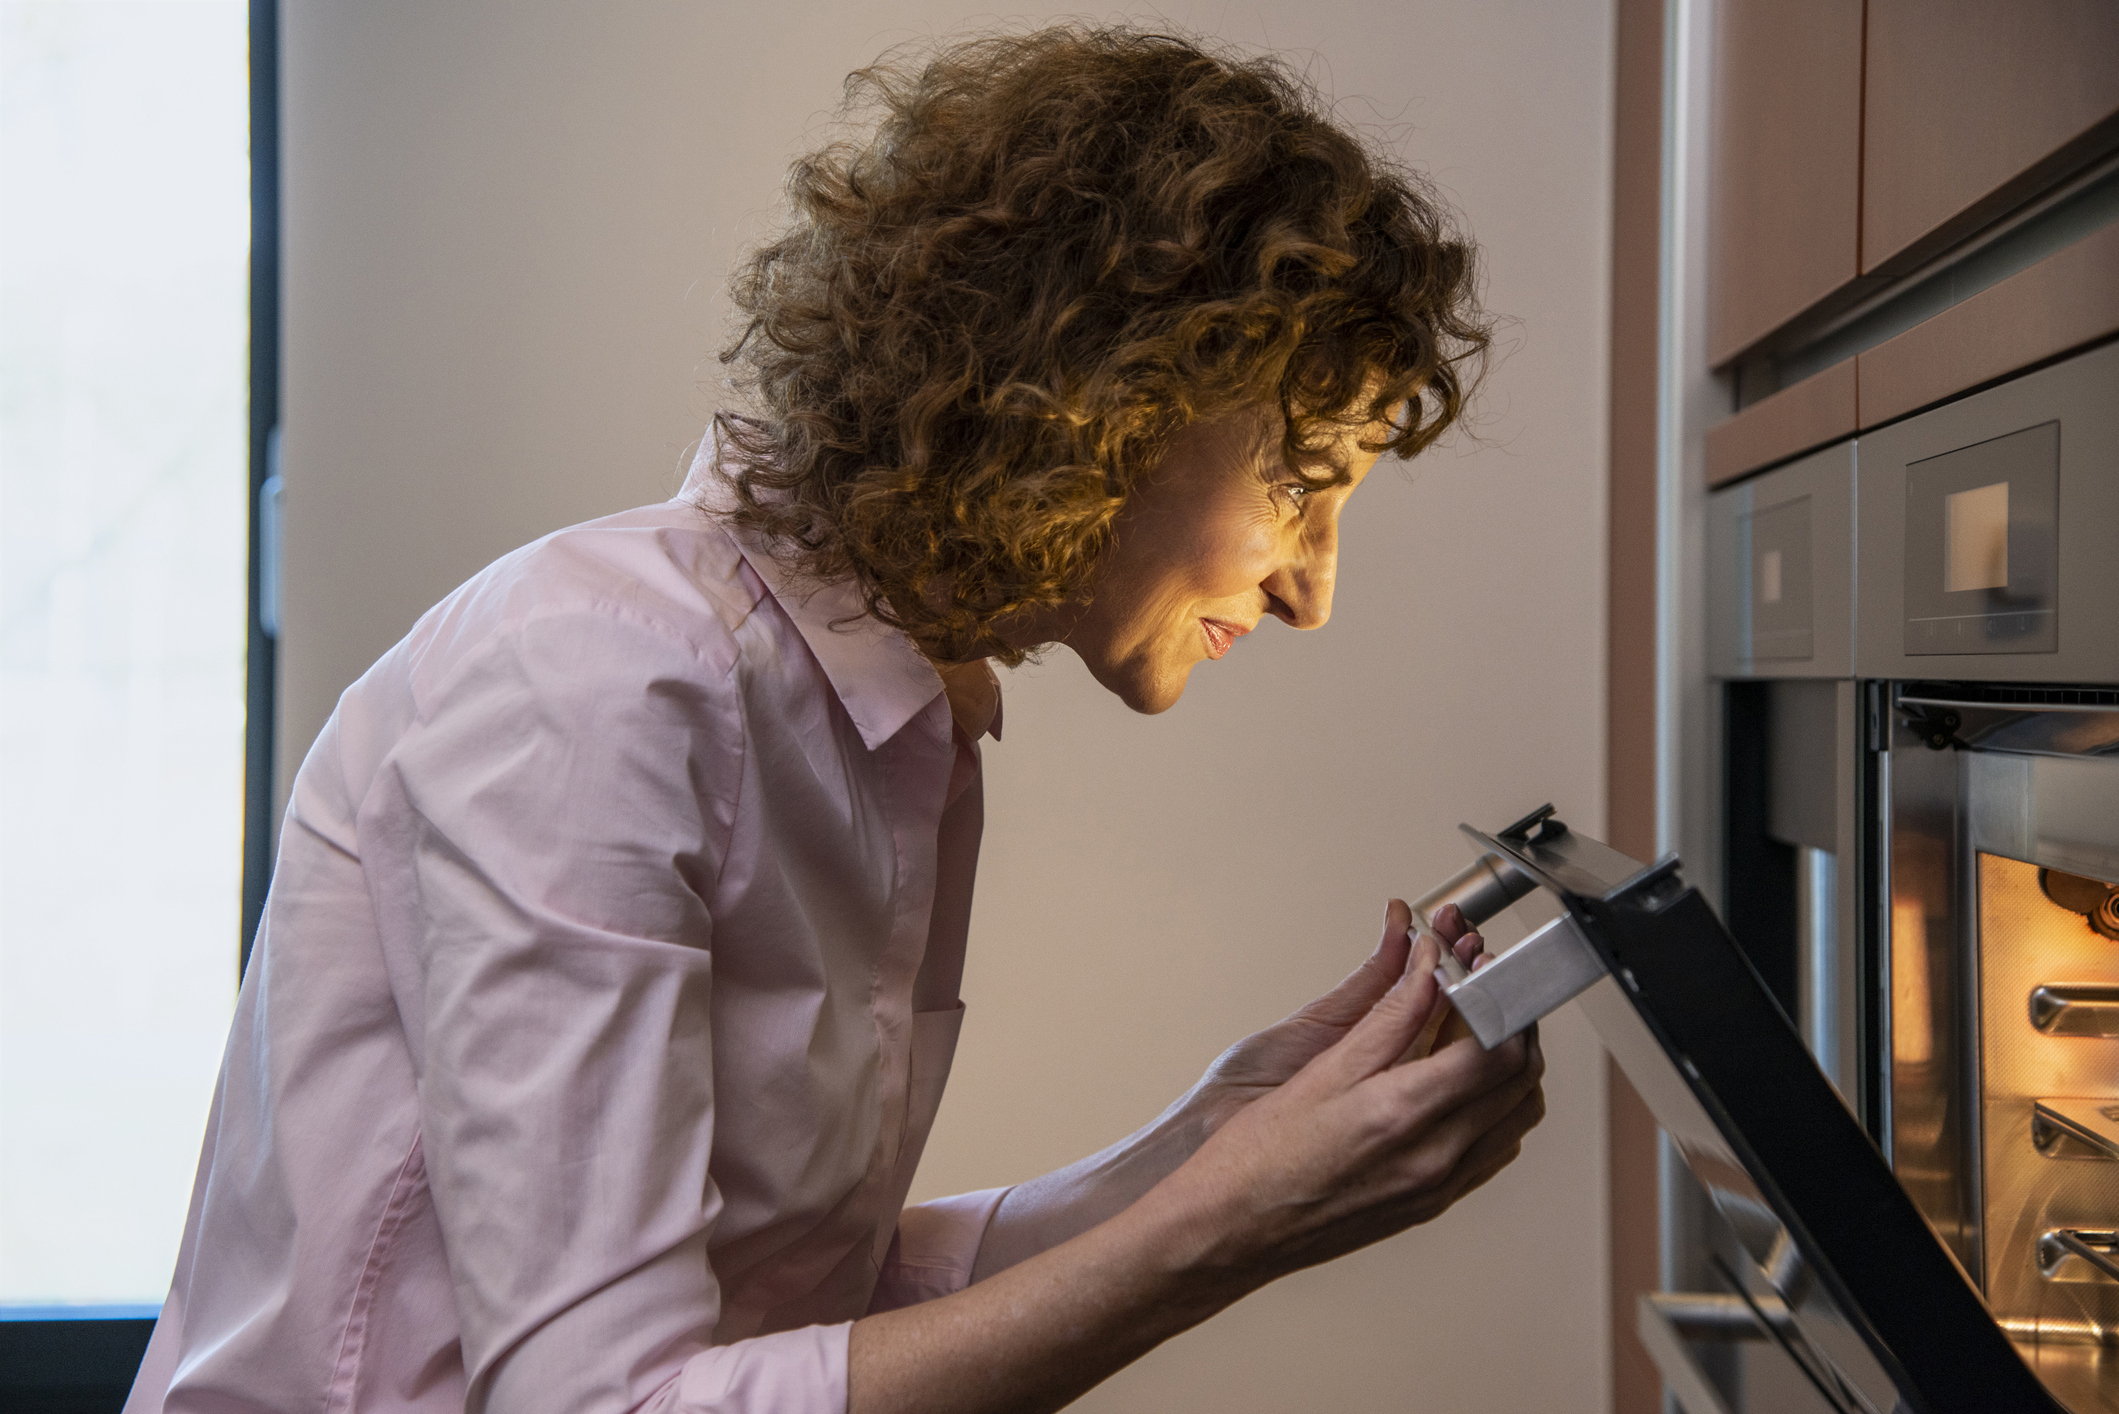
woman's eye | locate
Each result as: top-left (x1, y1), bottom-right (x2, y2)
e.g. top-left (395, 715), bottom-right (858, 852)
top-left (1276, 483), bottom-right (1311, 509)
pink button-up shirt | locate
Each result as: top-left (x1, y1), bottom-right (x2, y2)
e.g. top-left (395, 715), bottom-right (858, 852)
top-left (127, 449), bottom-right (1007, 1414)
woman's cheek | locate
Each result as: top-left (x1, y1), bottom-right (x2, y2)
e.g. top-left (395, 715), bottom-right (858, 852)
top-left (1206, 520), bottom-right (1286, 596)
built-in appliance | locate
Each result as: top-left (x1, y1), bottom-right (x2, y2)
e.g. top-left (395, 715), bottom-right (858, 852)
top-left (1432, 805), bottom-right (2066, 1414)
top-left (1669, 338), bottom-right (2119, 1412)
top-left (1434, 339), bottom-right (2119, 1412)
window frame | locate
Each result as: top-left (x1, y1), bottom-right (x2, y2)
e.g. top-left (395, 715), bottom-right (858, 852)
top-left (0, 1), bottom-right (278, 1403)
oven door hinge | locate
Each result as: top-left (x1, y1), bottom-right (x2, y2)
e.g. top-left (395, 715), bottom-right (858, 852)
top-left (1863, 681), bottom-right (1894, 753)
top-left (1896, 700), bottom-right (1967, 752)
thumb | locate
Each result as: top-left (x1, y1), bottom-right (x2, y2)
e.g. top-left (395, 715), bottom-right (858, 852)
top-left (1328, 929), bottom-right (1444, 1079)
top-left (1292, 899), bottom-right (1414, 1031)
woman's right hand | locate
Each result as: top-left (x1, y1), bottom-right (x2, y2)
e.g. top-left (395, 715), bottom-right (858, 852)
top-left (850, 929), bottom-right (1544, 1414)
top-left (1140, 930), bottom-right (1546, 1291)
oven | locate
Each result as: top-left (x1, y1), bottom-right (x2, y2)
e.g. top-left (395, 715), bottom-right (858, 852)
top-left (1420, 340), bottom-right (2117, 1410)
top-left (1439, 805), bottom-right (2069, 1414)
top-left (1664, 338), bottom-right (2119, 1412)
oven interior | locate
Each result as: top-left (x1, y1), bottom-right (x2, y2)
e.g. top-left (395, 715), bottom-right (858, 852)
top-left (1715, 686), bottom-right (2119, 1412)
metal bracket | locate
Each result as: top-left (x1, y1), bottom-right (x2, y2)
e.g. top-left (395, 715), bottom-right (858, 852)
top-left (2028, 984), bottom-right (2119, 1037)
top-left (2037, 1228), bottom-right (2119, 1284)
top-left (1444, 912), bottom-right (1605, 1048)
top-left (1897, 701), bottom-right (1965, 751)
top-left (1495, 802), bottom-right (1570, 846)
top-left (2031, 1098), bottom-right (2119, 1159)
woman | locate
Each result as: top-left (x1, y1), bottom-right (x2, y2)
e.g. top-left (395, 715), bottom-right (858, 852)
top-left (130, 26), bottom-right (1544, 1414)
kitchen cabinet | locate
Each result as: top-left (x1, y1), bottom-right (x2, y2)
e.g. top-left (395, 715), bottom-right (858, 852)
top-left (1863, 0), bottom-right (2119, 275)
top-left (1706, 0), bottom-right (1863, 366)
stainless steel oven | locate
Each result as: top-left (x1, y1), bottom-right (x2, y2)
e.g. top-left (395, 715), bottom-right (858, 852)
top-left (1665, 338), bottom-right (2119, 1412)
top-left (1423, 340), bottom-right (2118, 1411)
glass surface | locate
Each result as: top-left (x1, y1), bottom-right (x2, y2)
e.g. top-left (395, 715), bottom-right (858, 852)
top-left (1903, 421), bottom-right (2060, 655)
top-left (1944, 480), bottom-right (2011, 593)
top-left (1740, 494), bottom-right (1813, 661)
top-left (0, 0), bottom-right (249, 1307)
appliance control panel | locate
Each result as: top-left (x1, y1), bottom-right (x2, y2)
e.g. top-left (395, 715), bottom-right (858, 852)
top-left (1857, 340), bottom-right (2119, 681)
top-left (1902, 420), bottom-right (2060, 656)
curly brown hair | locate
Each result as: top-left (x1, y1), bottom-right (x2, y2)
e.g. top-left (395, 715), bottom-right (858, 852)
top-left (714, 25), bottom-right (1489, 664)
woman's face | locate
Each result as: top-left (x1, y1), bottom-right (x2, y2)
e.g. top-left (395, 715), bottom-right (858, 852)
top-left (1054, 411), bottom-right (1387, 714)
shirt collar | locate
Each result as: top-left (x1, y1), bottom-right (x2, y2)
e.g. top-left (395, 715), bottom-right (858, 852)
top-left (677, 432), bottom-right (1001, 752)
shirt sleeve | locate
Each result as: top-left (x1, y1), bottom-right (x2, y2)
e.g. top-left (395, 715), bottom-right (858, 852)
top-left (869, 1188), bottom-right (1011, 1313)
top-left (360, 605), bottom-right (849, 1414)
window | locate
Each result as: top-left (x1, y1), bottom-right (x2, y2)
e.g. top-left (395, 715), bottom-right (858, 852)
top-left (1, 0), bottom-right (256, 1331)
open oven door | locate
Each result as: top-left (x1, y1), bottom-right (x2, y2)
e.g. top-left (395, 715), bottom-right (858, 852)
top-left (1456, 809), bottom-right (2067, 1414)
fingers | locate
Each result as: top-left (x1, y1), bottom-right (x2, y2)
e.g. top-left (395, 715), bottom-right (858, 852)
top-left (1444, 1069), bottom-right (1549, 1188)
top-left (1290, 899), bottom-right (1413, 1032)
top-left (1453, 930), bottom-right (1484, 972)
top-left (1416, 1041), bottom-right (1540, 1143)
top-left (1380, 1047), bottom-right (1543, 1203)
top-left (1421, 1028), bottom-right (1546, 1171)
top-left (1429, 905), bottom-right (1493, 977)
top-left (1382, 897), bottom-right (1413, 952)
top-left (1437, 1082), bottom-right (1546, 1202)
top-left (1324, 930), bottom-right (1444, 1080)
top-left (1371, 1021), bottom-right (1540, 1138)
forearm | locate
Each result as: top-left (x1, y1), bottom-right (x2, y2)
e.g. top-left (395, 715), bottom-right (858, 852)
top-left (969, 1087), bottom-right (1216, 1281)
top-left (852, 922), bottom-right (1547, 1414)
top-left (851, 1180), bottom-right (1245, 1414)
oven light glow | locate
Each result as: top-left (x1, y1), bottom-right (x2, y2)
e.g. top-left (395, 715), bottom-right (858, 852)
top-left (1891, 897), bottom-right (1935, 1064)
top-left (1975, 853), bottom-right (2119, 1358)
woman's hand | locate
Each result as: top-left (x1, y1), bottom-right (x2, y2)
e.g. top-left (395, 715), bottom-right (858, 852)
top-left (1141, 924), bottom-right (1546, 1289)
top-left (1186, 900), bottom-right (1489, 1138)
top-left (854, 909), bottom-right (1544, 1414)
top-left (970, 900), bottom-right (1505, 1283)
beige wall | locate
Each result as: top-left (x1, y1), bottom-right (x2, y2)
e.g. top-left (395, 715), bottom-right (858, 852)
top-left (279, 3), bottom-right (1615, 1410)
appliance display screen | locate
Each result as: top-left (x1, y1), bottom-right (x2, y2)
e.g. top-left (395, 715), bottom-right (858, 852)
top-left (1904, 421), bottom-right (2060, 655)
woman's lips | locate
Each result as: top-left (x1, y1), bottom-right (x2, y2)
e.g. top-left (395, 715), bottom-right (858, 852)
top-left (1200, 618), bottom-right (1250, 659)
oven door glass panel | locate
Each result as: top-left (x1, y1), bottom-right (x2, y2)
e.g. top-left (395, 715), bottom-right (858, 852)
top-left (1886, 711), bottom-right (1983, 1273)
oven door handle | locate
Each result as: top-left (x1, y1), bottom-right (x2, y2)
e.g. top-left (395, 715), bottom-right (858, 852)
top-left (1443, 913), bottom-right (1604, 1048)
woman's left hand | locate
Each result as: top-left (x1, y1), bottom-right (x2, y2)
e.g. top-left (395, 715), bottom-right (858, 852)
top-left (968, 898), bottom-right (1490, 1282)
top-left (1187, 899), bottom-right (1487, 1137)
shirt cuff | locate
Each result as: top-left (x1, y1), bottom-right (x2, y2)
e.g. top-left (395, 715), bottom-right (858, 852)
top-left (867, 1187), bottom-right (1011, 1313)
top-left (672, 1321), bottom-right (851, 1413)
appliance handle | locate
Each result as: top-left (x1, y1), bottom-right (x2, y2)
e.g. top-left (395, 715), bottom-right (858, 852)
top-left (1443, 912), bottom-right (1605, 1048)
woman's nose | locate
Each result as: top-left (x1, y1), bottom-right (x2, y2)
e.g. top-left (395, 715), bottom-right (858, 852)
top-left (1264, 553), bottom-right (1336, 630)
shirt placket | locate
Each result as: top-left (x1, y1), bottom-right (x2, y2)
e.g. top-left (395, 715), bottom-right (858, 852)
top-left (860, 699), bottom-right (955, 1252)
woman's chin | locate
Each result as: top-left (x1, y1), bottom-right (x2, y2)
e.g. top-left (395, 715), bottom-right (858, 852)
top-left (1096, 657), bottom-right (1192, 715)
